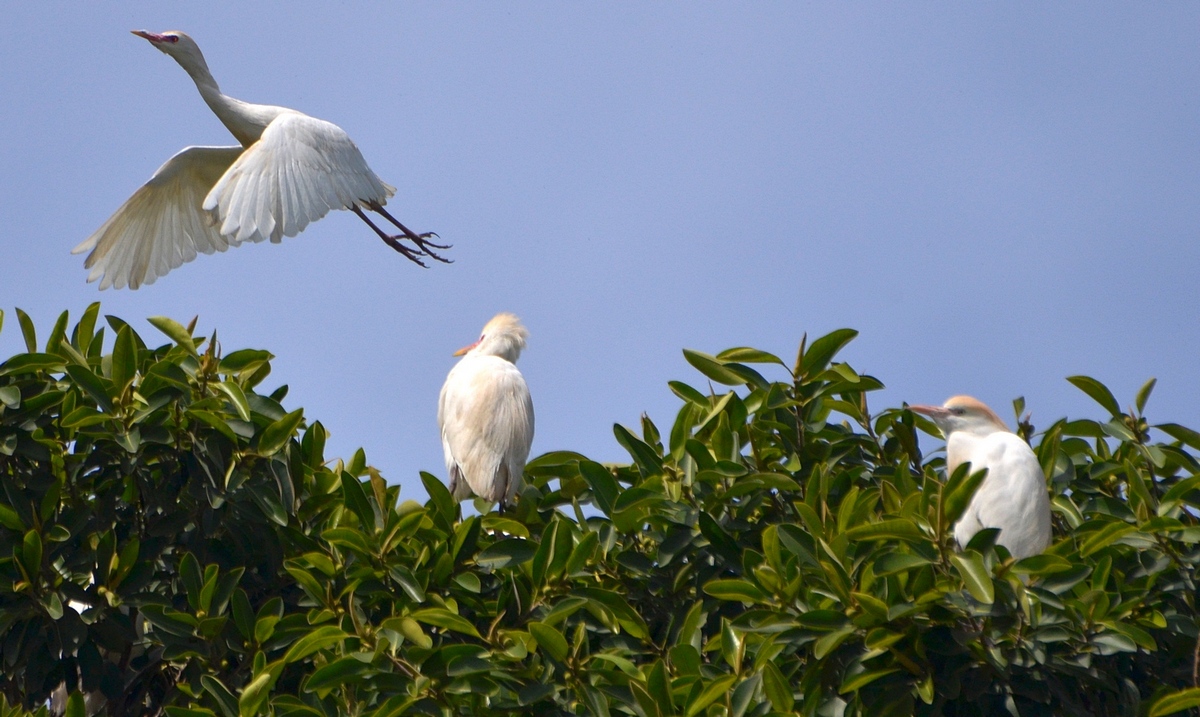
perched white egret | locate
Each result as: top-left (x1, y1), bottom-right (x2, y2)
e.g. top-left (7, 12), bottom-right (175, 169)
top-left (438, 313), bottom-right (534, 507)
top-left (74, 30), bottom-right (447, 290)
top-left (910, 396), bottom-right (1052, 559)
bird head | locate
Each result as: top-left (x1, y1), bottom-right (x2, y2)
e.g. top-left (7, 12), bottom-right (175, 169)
top-left (454, 313), bottom-right (529, 363)
top-left (132, 30), bottom-right (210, 74)
top-left (909, 395), bottom-right (1009, 438)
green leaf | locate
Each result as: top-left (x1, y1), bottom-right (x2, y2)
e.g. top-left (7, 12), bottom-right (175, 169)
top-left (716, 346), bottom-right (787, 367)
top-left (219, 349), bottom-right (273, 374)
top-left (322, 528), bottom-right (373, 556)
top-left (1135, 377), bottom-right (1156, 414)
top-left (577, 587), bottom-right (649, 639)
top-left (22, 529), bottom-right (42, 578)
top-left (16, 308), bottom-right (36, 352)
top-left (579, 460), bottom-right (619, 515)
top-left (685, 675), bottom-right (738, 717)
top-left (281, 626), bottom-right (352, 664)
top-left (844, 518), bottom-right (925, 543)
top-left (683, 349), bottom-right (746, 386)
top-left (61, 406), bottom-right (109, 429)
top-left (410, 607), bottom-right (482, 639)
top-left (0, 352), bottom-right (66, 375)
top-left (613, 423), bottom-right (664, 475)
top-left (421, 471), bottom-right (457, 529)
top-left (0, 502), bottom-right (24, 531)
top-left (148, 316), bottom-right (196, 354)
top-left (1157, 423), bottom-right (1200, 451)
top-left (1066, 375), bottom-right (1121, 417)
top-left (1080, 521), bottom-right (1136, 557)
top-left (950, 551), bottom-right (994, 604)
top-left (238, 667), bottom-right (280, 717)
top-left (305, 655), bottom-right (372, 692)
top-left (73, 303), bottom-right (99, 354)
top-left (65, 364), bottom-right (114, 413)
top-left (64, 692), bottom-right (85, 717)
top-left (872, 552), bottom-right (931, 576)
top-left (342, 473), bottom-right (379, 531)
top-left (800, 328), bottom-right (858, 376)
top-left (0, 386), bottom-right (20, 409)
top-left (813, 625), bottom-right (855, 659)
top-left (529, 621), bottom-right (569, 661)
top-left (476, 538), bottom-right (537, 569)
top-left (1148, 688), bottom-right (1200, 717)
top-left (200, 675), bottom-right (239, 717)
top-left (762, 661), bottom-right (794, 712)
top-left (698, 512), bottom-right (742, 564)
top-left (840, 667), bottom-right (901, 694)
top-left (1011, 554), bottom-right (1073, 576)
top-left (943, 465), bottom-right (988, 526)
top-left (257, 408), bottom-right (304, 456)
top-left (703, 579), bottom-right (768, 604)
top-left (111, 325), bottom-right (138, 391)
top-left (214, 381), bottom-right (252, 422)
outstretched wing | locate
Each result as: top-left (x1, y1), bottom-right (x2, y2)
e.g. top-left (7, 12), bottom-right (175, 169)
top-left (73, 146), bottom-right (244, 290)
top-left (203, 112), bottom-right (396, 245)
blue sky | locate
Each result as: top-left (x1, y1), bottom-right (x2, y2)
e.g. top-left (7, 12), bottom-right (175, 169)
top-left (1, 4), bottom-right (1197, 499)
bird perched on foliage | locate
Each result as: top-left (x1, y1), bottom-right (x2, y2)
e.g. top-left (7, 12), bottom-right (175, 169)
top-left (74, 30), bottom-right (447, 290)
top-left (438, 313), bottom-right (534, 507)
top-left (910, 396), bottom-right (1052, 559)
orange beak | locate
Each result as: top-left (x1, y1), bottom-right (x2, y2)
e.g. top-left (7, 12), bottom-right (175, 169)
top-left (453, 339), bottom-right (481, 357)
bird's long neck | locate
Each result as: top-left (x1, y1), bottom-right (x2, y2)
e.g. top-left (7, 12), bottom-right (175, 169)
top-left (174, 50), bottom-right (278, 148)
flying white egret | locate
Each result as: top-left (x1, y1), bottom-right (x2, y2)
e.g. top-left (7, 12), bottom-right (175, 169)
top-left (438, 313), bottom-right (534, 507)
top-left (910, 395), bottom-right (1052, 559)
top-left (73, 30), bottom-right (447, 290)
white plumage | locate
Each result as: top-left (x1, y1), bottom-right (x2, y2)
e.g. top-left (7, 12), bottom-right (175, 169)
top-left (911, 395), bottom-right (1052, 559)
top-left (74, 30), bottom-right (445, 290)
top-left (438, 313), bottom-right (534, 507)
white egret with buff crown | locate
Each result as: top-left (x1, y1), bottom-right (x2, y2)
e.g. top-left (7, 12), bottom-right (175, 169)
top-left (438, 313), bottom-right (534, 508)
top-left (910, 395), bottom-right (1052, 559)
top-left (74, 30), bottom-right (447, 290)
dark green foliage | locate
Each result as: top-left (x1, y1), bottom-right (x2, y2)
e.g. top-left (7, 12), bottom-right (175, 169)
top-left (1, 306), bottom-right (1199, 716)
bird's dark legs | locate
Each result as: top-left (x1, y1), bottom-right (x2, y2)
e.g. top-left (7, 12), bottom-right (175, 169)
top-left (350, 206), bottom-right (429, 266)
top-left (367, 202), bottom-right (453, 264)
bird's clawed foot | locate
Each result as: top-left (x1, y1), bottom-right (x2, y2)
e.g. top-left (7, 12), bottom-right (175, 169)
top-left (406, 232), bottom-right (452, 264)
top-left (367, 202), bottom-right (452, 266)
top-left (352, 203), bottom-right (452, 267)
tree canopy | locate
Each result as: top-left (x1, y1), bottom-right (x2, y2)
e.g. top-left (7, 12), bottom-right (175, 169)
top-left (1, 305), bottom-right (1199, 717)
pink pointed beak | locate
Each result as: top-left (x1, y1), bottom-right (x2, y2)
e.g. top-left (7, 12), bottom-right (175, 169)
top-left (909, 404), bottom-right (949, 420)
top-left (132, 30), bottom-right (167, 43)
top-left (453, 339), bottom-right (480, 357)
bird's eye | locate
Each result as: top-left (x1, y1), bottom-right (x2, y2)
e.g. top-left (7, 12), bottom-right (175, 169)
top-left (951, 407), bottom-right (965, 416)
top-left (166, 35), bottom-right (179, 43)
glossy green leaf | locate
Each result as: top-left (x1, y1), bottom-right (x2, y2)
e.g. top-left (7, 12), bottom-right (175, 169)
top-left (1148, 688), bottom-right (1200, 717)
top-left (410, 607), bottom-right (482, 639)
top-left (148, 315), bottom-right (196, 353)
top-left (1066, 375), bottom-right (1121, 417)
top-left (950, 551), bottom-right (994, 604)
top-left (257, 408), bottom-right (304, 456)
top-left (800, 328), bottom-right (858, 376)
top-left (529, 621), bottom-right (569, 661)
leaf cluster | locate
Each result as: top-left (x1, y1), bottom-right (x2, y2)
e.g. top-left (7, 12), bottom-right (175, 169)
top-left (1, 309), bottom-right (1199, 716)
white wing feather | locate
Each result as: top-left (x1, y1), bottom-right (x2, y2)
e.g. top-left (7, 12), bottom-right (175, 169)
top-left (202, 112), bottom-right (396, 244)
top-left (437, 356), bottom-right (535, 504)
top-left (73, 146), bottom-right (244, 290)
